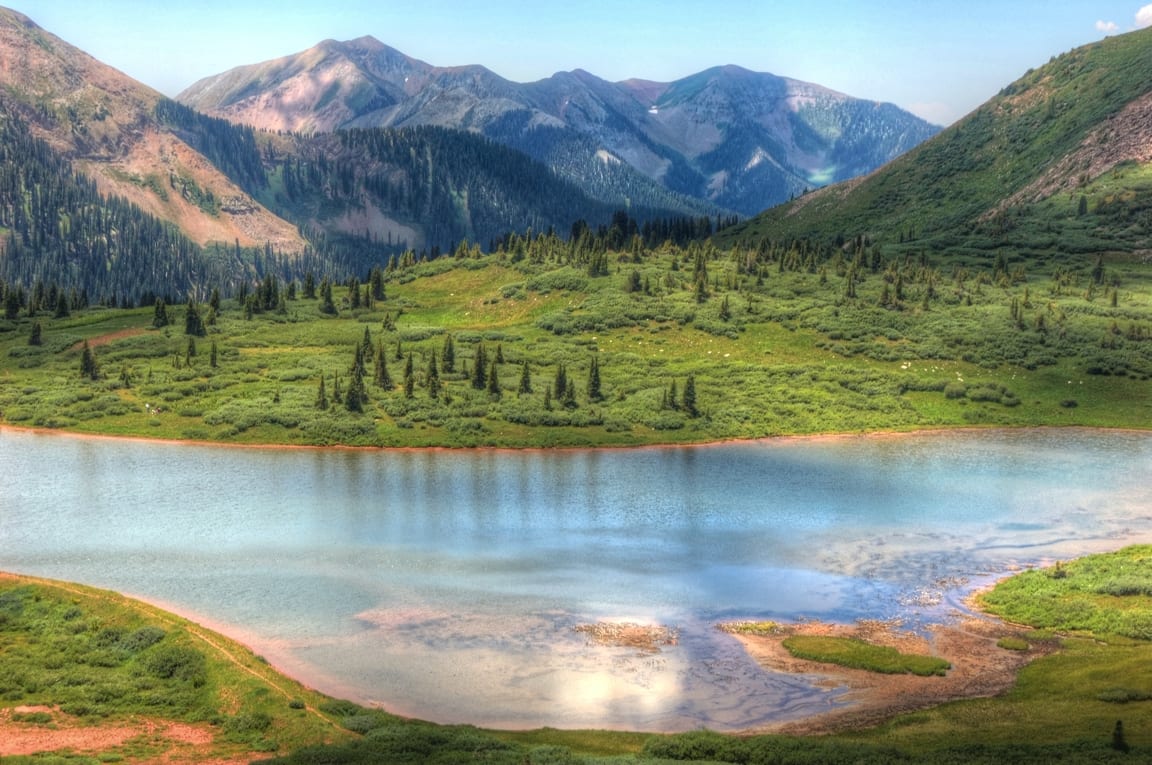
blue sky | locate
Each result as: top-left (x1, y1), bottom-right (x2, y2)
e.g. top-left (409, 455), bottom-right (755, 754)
top-left (8, 1), bottom-right (1152, 125)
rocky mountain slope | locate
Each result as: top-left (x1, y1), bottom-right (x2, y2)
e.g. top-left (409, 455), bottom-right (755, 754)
top-left (0, 7), bottom-right (305, 254)
top-left (177, 37), bottom-right (940, 215)
top-left (719, 26), bottom-right (1152, 257)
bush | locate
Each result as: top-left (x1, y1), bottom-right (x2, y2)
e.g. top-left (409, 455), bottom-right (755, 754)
top-left (139, 644), bottom-right (208, 686)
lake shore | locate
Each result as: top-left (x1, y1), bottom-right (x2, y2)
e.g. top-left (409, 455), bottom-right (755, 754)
top-left (725, 605), bottom-right (1053, 736)
top-left (4, 420), bottom-right (1145, 455)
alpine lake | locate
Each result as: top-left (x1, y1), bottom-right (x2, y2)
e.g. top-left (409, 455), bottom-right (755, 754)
top-left (2, 426), bottom-right (1150, 731)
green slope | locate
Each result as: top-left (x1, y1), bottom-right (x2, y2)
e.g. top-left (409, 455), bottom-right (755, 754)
top-left (721, 26), bottom-right (1152, 257)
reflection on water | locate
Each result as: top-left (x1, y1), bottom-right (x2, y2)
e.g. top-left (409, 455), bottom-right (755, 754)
top-left (1, 428), bottom-right (1150, 730)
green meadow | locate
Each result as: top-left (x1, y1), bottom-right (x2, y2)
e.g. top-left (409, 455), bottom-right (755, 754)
top-left (1, 238), bottom-right (1150, 447)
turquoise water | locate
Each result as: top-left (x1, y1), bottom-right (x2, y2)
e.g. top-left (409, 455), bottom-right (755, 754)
top-left (1, 428), bottom-right (1150, 730)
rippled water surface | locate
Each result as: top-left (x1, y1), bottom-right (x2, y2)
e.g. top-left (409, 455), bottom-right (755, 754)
top-left (2, 428), bottom-right (1150, 730)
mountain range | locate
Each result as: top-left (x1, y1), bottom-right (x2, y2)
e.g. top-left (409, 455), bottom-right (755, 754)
top-left (176, 36), bottom-right (940, 216)
top-left (3, 4), bottom-right (1151, 305)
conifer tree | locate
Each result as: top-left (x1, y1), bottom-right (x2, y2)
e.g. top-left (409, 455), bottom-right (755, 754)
top-left (403, 352), bottom-right (415, 398)
top-left (79, 340), bottom-right (99, 380)
top-left (427, 350), bottom-right (440, 399)
top-left (374, 342), bottom-right (393, 389)
top-left (54, 292), bottom-right (69, 319)
top-left (442, 334), bottom-right (456, 373)
top-left (487, 359), bottom-right (501, 399)
top-left (153, 298), bottom-right (169, 328)
top-left (683, 374), bottom-right (699, 417)
top-left (185, 299), bottom-right (206, 336)
top-left (345, 346), bottom-right (367, 413)
top-left (471, 343), bottom-right (488, 390)
top-left (315, 376), bottom-right (329, 409)
top-left (553, 364), bottom-right (568, 400)
top-left (28, 321), bottom-right (41, 346)
top-left (587, 356), bottom-right (603, 402)
top-left (210, 342), bottom-right (218, 368)
top-left (518, 359), bottom-right (532, 395)
top-left (361, 326), bottom-right (374, 361)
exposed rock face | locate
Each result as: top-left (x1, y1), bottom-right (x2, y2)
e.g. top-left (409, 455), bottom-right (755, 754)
top-left (0, 8), bottom-right (305, 252)
top-left (179, 37), bottom-right (939, 215)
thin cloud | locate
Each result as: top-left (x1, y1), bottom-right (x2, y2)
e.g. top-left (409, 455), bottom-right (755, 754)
top-left (1137, 4), bottom-right (1152, 28)
top-left (1096, 20), bottom-right (1119, 34)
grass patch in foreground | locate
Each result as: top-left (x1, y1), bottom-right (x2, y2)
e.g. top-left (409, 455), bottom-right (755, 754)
top-left (781, 635), bottom-right (951, 676)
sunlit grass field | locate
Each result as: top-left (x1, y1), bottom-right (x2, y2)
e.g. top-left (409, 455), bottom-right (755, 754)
top-left (2, 241), bottom-right (1149, 447)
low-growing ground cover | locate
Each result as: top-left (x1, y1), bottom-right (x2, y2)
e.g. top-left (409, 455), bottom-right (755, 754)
top-left (780, 635), bottom-right (951, 676)
top-left (1, 240), bottom-right (1150, 447)
top-left (0, 573), bottom-right (352, 763)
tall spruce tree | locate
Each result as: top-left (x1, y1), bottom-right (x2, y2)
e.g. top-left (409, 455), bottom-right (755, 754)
top-left (587, 356), bottom-right (603, 402)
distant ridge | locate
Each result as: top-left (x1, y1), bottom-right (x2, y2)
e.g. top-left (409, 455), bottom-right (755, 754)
top-left (719, 25), bottom-right (1152, 258)
top-left (178, 37), bottom-right (940, 215)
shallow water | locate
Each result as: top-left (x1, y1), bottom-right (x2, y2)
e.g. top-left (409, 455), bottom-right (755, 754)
top-left (1, 428), bottom-right (1150, 730)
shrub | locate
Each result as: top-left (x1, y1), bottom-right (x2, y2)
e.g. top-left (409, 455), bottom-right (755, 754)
top-left (139, 644), bottom-right (208, 686)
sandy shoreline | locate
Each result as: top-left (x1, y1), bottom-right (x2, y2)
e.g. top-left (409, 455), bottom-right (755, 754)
top-left (2, 421), bottom-right (1143, 456)
top-left (724, 608), bottom-right (1053, 736)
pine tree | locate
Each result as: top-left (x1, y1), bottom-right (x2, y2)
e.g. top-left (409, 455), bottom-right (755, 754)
top-left (1112, 720), bottom-right (1130, 753)
top-left (28, 321), bottom-right (41, 346)
top-left (442, 334), bottom-right (456, 373)
top-left (587, 356), bottom-right (603, 402)
top-left (345, 346), bottom-right (367, 413)
top-left (683, 375), bottom-right (699, 417)
top-left (471, 343), bottom-right (488, 390)
top-left (79, 340), bottom-right (99, 380)
top-left (427, 350), bottom-right (440, 399)
top-left (315, 376), bottom-right (329, 409)
top-left (153, 298), bottom-right (169, 328)
top-left (210, 342), bottom-right (218, 368)
top-left (487, 359), bottom-right (501, 399)
top-left (553, 364), bottom-right (568, 400)
top-left (361, 327), bottom-right (374, 361)
top-left (54, 292), bottom-right (69, 319)
top-left (374, 342), bottom-right (393, 389)
top-left (518, 360), bottom-right (532, 395)
top-left (185, 337), bottom-right (197, 364)
top-left (185, 299), bottom-right (206, 336)
top-left (404, 352), bottom-right (415, 398)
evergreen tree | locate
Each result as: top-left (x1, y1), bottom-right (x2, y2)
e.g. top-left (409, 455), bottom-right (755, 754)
top-left (518, 359), bottom-right (532, 395)
top-left (487, 359), bottom-right (501, 399)
top-left (79, 340), bottom-right (99, 380)
top-left (403, 352), bottom-right (415, 398)
top-left (209, 288), bottom-right (221, 313)
top-left (553, 364), bottom-right (568, 400)
top-left (185, 337), bottom-right (197, 363)
top-left (153, 298), bottom-right (169, 328)
top-left (683, 375), bottom-right (699, 417)
top-left (1112, 720), bottom-right (1130, 753)
top-left (374, 342), bottom-right (393, 389)
top-left (303, 273), bottom-right (317, 300)
top-left (315, 376), bottom-right (329, 410)
top-left (28, 321), bottom-right (41, 346)
top-left (4, 289), bottom-right (20, 320)
top-left (668, 380), bottom-right (679, 410)
top-left (562, 379), bottom-right (577, 409)
top-left (185, 299), bottom-right (206, 336)
top-left (210, 341), bottom-right (218, 368)
top-left (427, 350), bottom-right (440, 399)
top-left (345, 346), bottom-right (367, 413)
top-left (442, 334), bottom-right (456, 373)
top-left (54, 292), bottom-right (69, 319)
top-left (361, 326), bottom-right (374, 361)
top-left (495, 344), bottom-right (505, 364)
top-left (319, 278), bottom-right (337, 314)
top-left (587, 356), bottom-right (603, 402)
top-left (471, 343), bottom-right (488, 390)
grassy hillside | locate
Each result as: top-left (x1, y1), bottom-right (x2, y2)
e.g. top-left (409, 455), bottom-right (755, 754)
top-left (1, 236), bottom-right (1150, 447)
top-left (722, 25), bottom-right (1152, 257)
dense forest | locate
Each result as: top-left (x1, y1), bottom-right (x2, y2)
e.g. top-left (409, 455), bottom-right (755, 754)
top-left (0, 94), bottom-right (740, 308)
